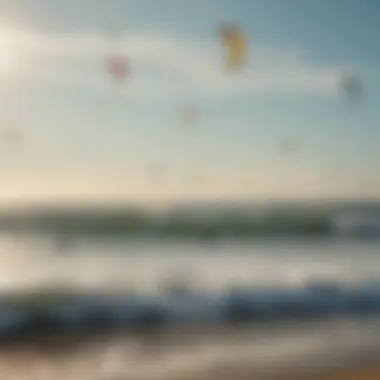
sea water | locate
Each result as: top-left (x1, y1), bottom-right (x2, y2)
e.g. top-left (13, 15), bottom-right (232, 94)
top-left (1, 234), bottom-right (380, 293)
top-left (0, 204), bottom-right (379, 378)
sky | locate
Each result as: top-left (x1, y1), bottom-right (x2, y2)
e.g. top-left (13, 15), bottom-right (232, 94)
top-left (0, 0), bottom-right (379, 204)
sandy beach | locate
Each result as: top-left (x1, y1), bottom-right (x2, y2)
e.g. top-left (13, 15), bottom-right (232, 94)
top-left (0, 318), bottom-right (378, 379)
top-left (304, 366), bottom-right (380, 380)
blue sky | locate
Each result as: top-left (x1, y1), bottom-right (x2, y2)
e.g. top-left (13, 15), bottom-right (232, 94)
top-left (0, 0), bottom-right (378, 203)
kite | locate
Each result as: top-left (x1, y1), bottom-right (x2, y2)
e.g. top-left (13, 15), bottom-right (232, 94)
top-left (4, 124), bottom-right (23, 146)
top-left (148, 163), bottom-right (166, 184)
top-left (181, 105), bottom-right (198, 127)
top-left (220, 25), bottom-right (247, 71)
top-left (279, 138), bottom-right (297, 156)
top-left (107, 53), bottom-right (129, 83)
top-left (340, 73), bottom-right (362, 104)
top-left (105, 26), bottom-right (129, 83)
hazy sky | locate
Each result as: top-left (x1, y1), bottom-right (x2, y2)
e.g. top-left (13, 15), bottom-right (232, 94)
top-left (0, 0), bottom-right (379, 203)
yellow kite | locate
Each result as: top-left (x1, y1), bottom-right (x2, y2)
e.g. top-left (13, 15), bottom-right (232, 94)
top-left (221, 26), bottom-right (246, 70)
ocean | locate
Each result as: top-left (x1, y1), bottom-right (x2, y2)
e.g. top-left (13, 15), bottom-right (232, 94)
top-left (1, 200), bottom-right (380, 293)
top-left (3, 235), bottom-right (380, 294)
top-left (0, 201), bottom-right (379, 378)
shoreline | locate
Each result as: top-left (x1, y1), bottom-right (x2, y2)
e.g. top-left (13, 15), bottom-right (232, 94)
top-left (0, 318), bottom-right (379, 379)
top-left (308, 366), bottom-right (380, 380)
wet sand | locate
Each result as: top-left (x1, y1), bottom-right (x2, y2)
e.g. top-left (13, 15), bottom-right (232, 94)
top-left (0, 344), bottom-right (378, 379)
top-left (0, 318), bottom-right (379, 379)
top-left (304, 366), bottom-right (380, 380)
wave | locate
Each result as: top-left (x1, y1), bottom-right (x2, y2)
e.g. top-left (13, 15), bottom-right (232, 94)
top-left (1, 280), bottom-right (380, 342)
top-left (0, 203), bottom-right (380, 239)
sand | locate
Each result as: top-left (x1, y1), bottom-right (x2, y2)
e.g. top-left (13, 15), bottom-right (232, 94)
top-left (0, 341), bottom-right (378, 380)
top-left (305, 366), bottom-right (380, 380)
top-left (0, 318), bottom-right (379, 379)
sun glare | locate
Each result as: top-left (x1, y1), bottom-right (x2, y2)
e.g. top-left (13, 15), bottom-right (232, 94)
top-left (0, 28), bottom-right (20, 74)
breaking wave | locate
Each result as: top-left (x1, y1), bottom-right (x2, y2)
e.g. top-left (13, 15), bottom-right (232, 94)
top-left (0, 202), bottom-right (380, 239)
top-left (1, 279), bottom-right (380, 342)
